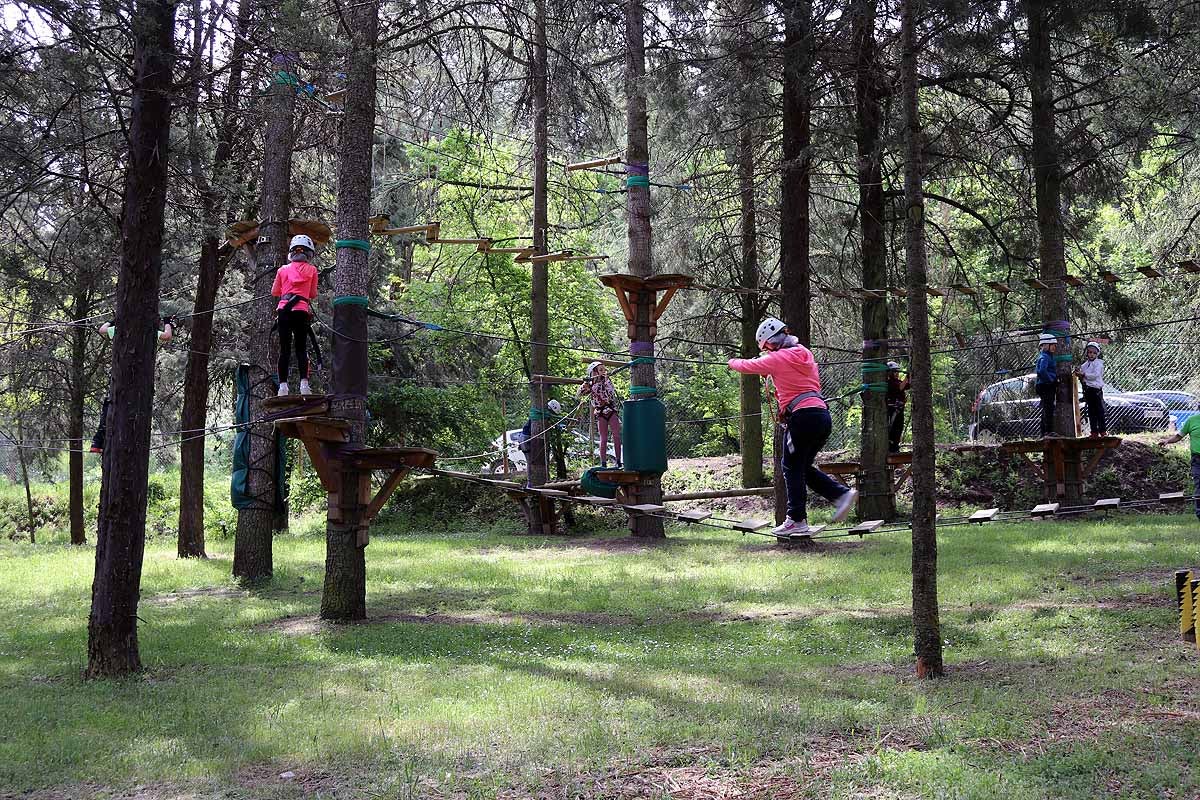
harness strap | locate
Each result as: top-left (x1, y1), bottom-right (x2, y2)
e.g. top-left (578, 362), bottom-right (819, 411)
top-left (784, 391), bottom-right (826, 416)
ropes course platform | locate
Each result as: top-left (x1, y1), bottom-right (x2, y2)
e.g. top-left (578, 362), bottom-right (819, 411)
top-left (262, 393), bottom-right (332, 416)
top-left (999, 436), bottom-right (1121, 500)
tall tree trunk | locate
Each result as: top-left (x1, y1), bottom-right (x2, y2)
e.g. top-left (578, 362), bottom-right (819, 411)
top-left (736, 125), bottom-right (764, 488)
top-left (776, 0), bottom-right (813, 523)
top-left (853, 0), bottom-right (895, 521)
top-left (1027, 0), bottom-right (1079, 502)
top-left (625, 0), bottom-right (664, 538)
top-left (901, 0), bottom-right (943, 679)
top-left (320, 0), bottom-right (378, 622)
top-left (178, 0), bottom-right (252, 559)
top-left (233, 48), bottom-right (297, 581)
top-left (16, 415), bottom-right (35, 543)
top-left (1027, 3), bottom-right (1071, 423)
top-left (86, 0), bottom-right (176, 678)
top-left (68, 287), bottom-right (89, 545)
top-left (526, 0), bottom-right (552, 533)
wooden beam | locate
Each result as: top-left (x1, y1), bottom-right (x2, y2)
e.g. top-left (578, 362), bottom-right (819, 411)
top-left (733, 518), bottom-right (770, 532)
top-left (985, 281), bottom-right (1012, 293)
top-left (848, 519), bottom-right (885, 536)
top-left (365, 468), bottom-right (409, 522)
top-left (1031, 502), bottom-right (1060, 517)
top-left (652, 286), bottom-right (679, 321)
top-left (968, 508), bottom-right (999, 524)
top-left (565, 155), bottom-right (623, 171)
top-left (531, 374), bottom-right (585, 385)
top-left (675, 509), bottom-right (712, 522)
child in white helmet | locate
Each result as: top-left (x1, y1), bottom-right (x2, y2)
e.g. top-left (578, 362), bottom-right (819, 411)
top-left (1035, 332), bottom-right (1059, 437)
top-left (578, 362), bottom-right (621, 468)
top-left (727, 317), bottom-right (857, 537)
top-left (272, 234), bottom-right (319, 396)
top-left (1075, 341), bottom-right (1106, 437)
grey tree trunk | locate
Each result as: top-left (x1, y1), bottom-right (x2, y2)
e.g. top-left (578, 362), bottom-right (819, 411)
top-left (320, 0), bottom-right (379, 622)
top-left (736, 125), bottom-right (764, 488)
top-left (625, 0), bottom-right (664, 538)
top-left (68, 286), bottom-right (89, 545)
top-left (178, 0), bottom-right (251, 559)
top-left (853, 0), bottom-right (895, 521)
top-left (901, 0), bottom-right (943, 679)
top-left (526, 0), bottom-right (552, 533)
top-left (86, 0), bottom-right (176, 678)
top-left (776, 0), bottom-right (813, 523)
top-left (232, 48), bottom-right (297, 581)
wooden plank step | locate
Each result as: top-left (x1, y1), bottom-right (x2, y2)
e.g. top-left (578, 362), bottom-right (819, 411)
top-left (274, 416), bottom-right (351, 443)
top-left (623, 503), bottom-right (666, 513)
top-left (528, 487), bottom-right (569, 497)
top-left (777, 524), bottom-right (826, 542)
top-left (262, 394), bottom-right (331, 413)
top-left (576, 495), bottom-right (616, 505)
top-left (1093, 497), bottom-right (1121, 510)
top-left (968, 508), bottom-right (999, 524)
top-left (1031, 502), bottom-right (1060, 517)
top-left (594, 469), bottom-right (642, 484)
top-left (1160, 491), bottom-right (1187, 502)
top-left (733, 518), bottom-right (770, 532)
top-left (346, 446), bottom-right (437, 471)
top-left (848, 519), bottom-right (885, 536)
top-left (676, 509), bottom-right (712, 523)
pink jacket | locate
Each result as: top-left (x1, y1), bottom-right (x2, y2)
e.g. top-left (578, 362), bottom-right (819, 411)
top-left (728, 345), bottom-right (826, 413)
top-left (271, 260), bottom-right (318, 314)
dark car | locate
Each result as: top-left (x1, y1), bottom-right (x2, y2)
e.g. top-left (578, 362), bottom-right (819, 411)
top-left (969, 374), bottom-right (1171, 440)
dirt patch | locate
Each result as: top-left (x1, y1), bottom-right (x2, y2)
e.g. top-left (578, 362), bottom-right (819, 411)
top-left (145, 587), bottom-right (248, 606)
top-left (234, 764), bottom-right (343, 796)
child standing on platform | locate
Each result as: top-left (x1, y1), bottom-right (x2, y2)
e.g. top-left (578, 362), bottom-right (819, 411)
top-left (579, 362), bottom-right (622, 468)
top-left (272, 234), bottom-right (319, 396)
top-left (1036, 333), bottom-right (1059, 437)
top-left (1075, 341), bottom-right (1106, 437)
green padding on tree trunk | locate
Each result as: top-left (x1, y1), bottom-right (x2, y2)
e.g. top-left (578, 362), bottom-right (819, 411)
top-left (625, 175), bottom-right (650, 188)
top-left (629, 385), bottom-right (656, 395)
top-left (334, 239), bottom-right (371, 252)
top-left (332, 295), bottom-right (370, 307)
top-left (623, 397), bottom-right (666, 473)
top-left (581, 466), bottom-right (619, 498)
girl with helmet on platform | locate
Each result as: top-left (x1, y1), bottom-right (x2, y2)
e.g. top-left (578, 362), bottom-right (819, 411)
top-left (1075, 341), bottom-right (1106, 437)
top-left (578, 362), bottom-right (622, 468)
top-left (272, 234), bottom-right (319, 396)
top-left (727, 317), bottom-right (857, 537)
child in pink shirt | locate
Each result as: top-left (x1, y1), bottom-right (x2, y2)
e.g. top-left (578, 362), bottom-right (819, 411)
top-left (272, 234), bottom-right (319, 395)
top-left (728, 317), bottom-right (857, 537)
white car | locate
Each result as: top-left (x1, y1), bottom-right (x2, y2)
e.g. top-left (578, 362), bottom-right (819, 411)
top-left (486, 427), bottom-right (616, 474)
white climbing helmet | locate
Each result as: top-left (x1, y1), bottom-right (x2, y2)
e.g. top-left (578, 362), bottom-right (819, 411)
top-left (755, 317), bottom-right (787, 350)
top-left (587, 361), bottom-right (602, 377)
top-left (887, 361), bottom-right (901, 371)
top-left (1085, 340), bottom-right (1102, 356)
top-left (547, 399), bottom-right (562, 414)
top-left (1038, 333), bottom-right (1058, 346)
top-left (289, 234), bottom-right (315, 253)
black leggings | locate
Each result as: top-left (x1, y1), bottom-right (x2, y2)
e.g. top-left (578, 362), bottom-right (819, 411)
top-left (1083, 385), bottom-right (1106, 434)
top-left (278, 309), bottom-right (311, 383)
top-left (1037, 382), bottom-right (1057, 436)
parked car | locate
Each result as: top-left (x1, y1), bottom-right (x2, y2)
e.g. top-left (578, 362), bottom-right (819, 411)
top-left (969, 374), bottom-right (1171, 440)
top-left (487, 427), bottom-right (616, 474)
top-left (1124, 390), bottom-right (1200, 430)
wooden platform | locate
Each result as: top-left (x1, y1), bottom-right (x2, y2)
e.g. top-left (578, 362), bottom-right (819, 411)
top-left (345, 447), bottom-right (437, 471)
top-left (274, 416), bottom-right (350, 443)
top-left (262, 394), bottom-right (331, 416)
top-left (1000, 436), bottom-right (1120, 500)
top-left (594, 469), bottom-right (642, 484)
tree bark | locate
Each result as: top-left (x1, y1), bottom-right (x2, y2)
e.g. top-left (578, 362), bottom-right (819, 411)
top-left (16, 415), bottom-right (35, 543)
top-left (1026, 0), bottom-right (1079, 503)
top-left (233, 47), bottom-right (298, 581)
top-left (736, 124), bottom-right (764, 488)
top-left (177, 0), bottom-right (252, 559)
top-left (86, 0), bottom-right (176, 678)
top-left (776, 0), bottom-right (813, 523)
top-left (853, 0), bottom-right (895, 521)
top-left (901, 0), bottom-right (943, 679)
top-left (321, 0), bottom-right (378, 622)
top-left (526, 0), bottom-right (553, 534)
top-left (625, 0), bottom-right (664, 538)
top-left (68, 286), bottom-right (89, 545)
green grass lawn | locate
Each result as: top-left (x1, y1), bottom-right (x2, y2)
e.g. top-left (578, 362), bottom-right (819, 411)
top-left (1, 511), bottom-right (1198, 799)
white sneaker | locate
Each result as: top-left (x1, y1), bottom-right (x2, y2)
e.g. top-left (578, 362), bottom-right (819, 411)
top-left (299, 379), bottom-right (312, 395)
top-left (832, 488), bottom-right (858, 523)
top-left (277, 382), bottom-right (290, 397)
top-left (772, 518), bottom-right (810, 537)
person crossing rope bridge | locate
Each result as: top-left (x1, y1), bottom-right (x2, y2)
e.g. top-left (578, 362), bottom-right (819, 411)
top-left (727, 317), bottom-right (858, 538)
